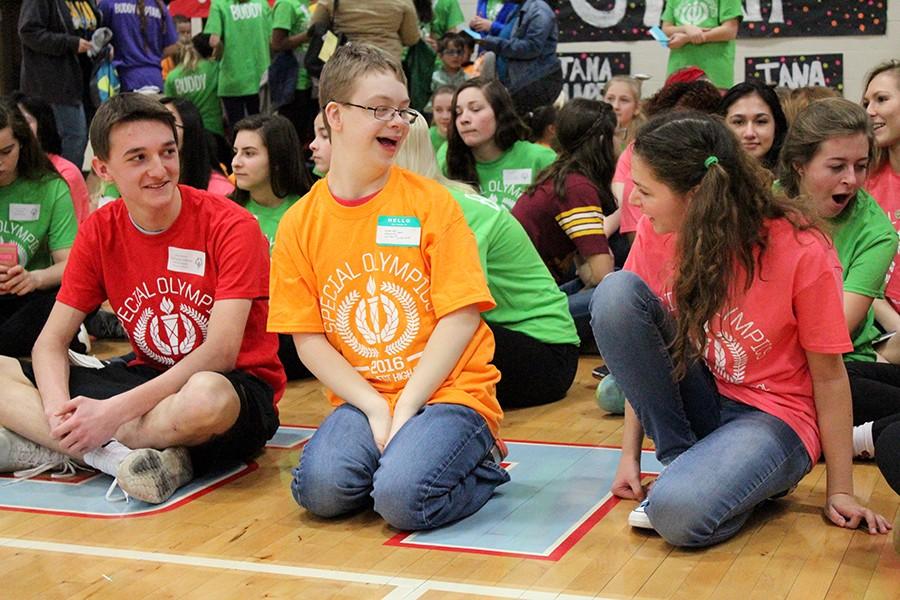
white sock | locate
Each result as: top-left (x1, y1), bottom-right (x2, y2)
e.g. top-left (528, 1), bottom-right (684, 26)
top-left (83, 440), bottom-right (133, 476)
top-left (852, 422), bottom-right (875, 458)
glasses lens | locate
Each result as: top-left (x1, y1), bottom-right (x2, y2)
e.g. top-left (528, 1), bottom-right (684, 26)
top-left (373, 106), bottom-right (393, 121)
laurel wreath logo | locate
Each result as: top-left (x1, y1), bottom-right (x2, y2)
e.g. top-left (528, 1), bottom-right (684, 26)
top-left (134, 307), bottom-right (175, 366)
top-left (383, 281), bottom-right (419, 356)
top-left (705, 329), bottom-right (748, 384)
top-left (337, 291), bottom-right (378, 358)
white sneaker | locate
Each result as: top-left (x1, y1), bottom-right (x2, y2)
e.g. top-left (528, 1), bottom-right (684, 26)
top-left (0, 428), bottom-right (82, 480)
top-left (115, 447), bottom-right (193, 504)
top-left (628, 498), bottom-right (654, 529)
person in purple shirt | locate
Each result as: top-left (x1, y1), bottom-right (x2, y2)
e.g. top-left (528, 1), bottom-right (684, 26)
top-left (100, 0), bottom-right (179, 92)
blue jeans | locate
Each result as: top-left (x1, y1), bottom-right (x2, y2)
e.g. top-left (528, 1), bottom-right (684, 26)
top-left (51, 102), bottom-right (87, 168)
top-left (293, 403), bottom-right (509, 531)
top-left (589, 271), bottom-right (812, 547)
top-left (560, 278), bottom-right (595, 347)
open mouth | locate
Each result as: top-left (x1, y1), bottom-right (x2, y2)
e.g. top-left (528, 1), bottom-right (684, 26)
top-left (832, 193), bottom-right (852, 206)
top-left (377, 137), bottom-right (398, 150)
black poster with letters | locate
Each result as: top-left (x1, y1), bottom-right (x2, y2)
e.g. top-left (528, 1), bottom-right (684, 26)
top-left (744, 54), bottom-right (844, 93)
top-left (552, 0), bottom-right (886, 42)
top-left (559, 52), bottom-right (631, 100)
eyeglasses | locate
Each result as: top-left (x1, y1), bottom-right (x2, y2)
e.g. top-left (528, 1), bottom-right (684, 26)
top-left (441, 49), bottom-right (463, 56)
top-left (337, 102), bottom-right (419, 124)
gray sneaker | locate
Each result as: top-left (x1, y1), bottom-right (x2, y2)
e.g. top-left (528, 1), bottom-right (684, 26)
top-left (0, 428), bottom-right (79, 478)
top-left (115, 447), bottom-right (193, 504)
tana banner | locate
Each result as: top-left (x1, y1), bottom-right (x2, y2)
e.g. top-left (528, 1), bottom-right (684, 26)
top-left (553, 0), bottom-right (887, 41)
top-left (744, 54), bottom-right (844, 93)
top-left (559, 52), bottom-right (631, 100)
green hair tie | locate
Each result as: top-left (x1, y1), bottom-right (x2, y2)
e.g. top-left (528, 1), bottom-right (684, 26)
top-left (704, 155), bottom-right (719, 169)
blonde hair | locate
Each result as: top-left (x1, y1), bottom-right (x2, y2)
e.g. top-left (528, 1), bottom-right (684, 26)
top-left (319, 44), bottom-right (407, 112)
top-left (779, 86), bottom-right (840, 126)
top-left (601, 75), bottom-right (646, 150)
top-left (394, 113), bottom-right (477, 196)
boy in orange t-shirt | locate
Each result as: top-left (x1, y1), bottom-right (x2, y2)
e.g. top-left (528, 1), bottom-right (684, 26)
top-left (268, 44), bottom-right (509, 531)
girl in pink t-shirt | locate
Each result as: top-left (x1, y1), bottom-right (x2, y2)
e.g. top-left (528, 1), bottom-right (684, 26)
top-left (590, 111), bottom-right (891, 546)
top-left (863, 62), bottom-right (900, 356)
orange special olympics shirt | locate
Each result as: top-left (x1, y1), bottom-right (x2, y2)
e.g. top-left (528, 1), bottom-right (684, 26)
top-left (268, 167), bottom-right (503, 437)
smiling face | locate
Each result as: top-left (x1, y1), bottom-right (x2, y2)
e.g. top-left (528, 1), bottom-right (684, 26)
top-left (432, 92), bottom-right (453, 138)
top-left (309, 112), bottom-right (332, 174)
top-left (725, 93), bottom-right (775, 160)
top-left (0, 127), bottom-right (21, 187)
top-left (604, 81), bottom-right (639, 128)
top-left (864, 71), bottom-right (900, 151)
top-left (630, 152), bottom-right (688, 234)
top-left (92, 119), bottom-right (181, 216)
top-left (454, 86), bottom-right (498, 152)
top-left (796, 133), bottom-right (870, 218)
top-left (326, 71), bottom-right (410, 171)
top-left (232, 129), bottom-right (270, 195)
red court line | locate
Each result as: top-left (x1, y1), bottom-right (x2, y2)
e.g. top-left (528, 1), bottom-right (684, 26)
top-left (384, 442), bottom-right (662, 561)
top-left (0, 463), bottom-right (258, 519)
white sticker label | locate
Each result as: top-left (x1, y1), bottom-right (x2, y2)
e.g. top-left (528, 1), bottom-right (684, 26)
top-left (9, 204), bottom-right (40, 221)
top-left (167, 247), bottom-right (206, 276)
top-left (376, 216), bottom-right (421, 247)
top-left (503, 169), bottom-right (532, 186)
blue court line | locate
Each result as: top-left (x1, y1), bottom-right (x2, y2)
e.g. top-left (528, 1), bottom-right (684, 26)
top-left (388, 442), bottom-right (663, 559)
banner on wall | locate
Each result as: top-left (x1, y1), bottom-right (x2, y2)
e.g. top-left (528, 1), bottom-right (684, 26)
top-left (744, 54), bottom-right (844, 93)
top-left (552, 0), bottom-right (886, 42)
top-left (559, 52), bottom-right (630, 100)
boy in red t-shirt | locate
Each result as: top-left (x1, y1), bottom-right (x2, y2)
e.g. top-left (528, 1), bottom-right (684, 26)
top-left (268, 44), bottom-right (509, 531)
top-left (0, 93), bottom-right (285, 504)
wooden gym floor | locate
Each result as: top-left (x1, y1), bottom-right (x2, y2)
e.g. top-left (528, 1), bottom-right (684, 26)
top-left (0, 341), bottom-right (897, 599)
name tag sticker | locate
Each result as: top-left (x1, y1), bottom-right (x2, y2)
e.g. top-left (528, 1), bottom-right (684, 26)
top-left (167, 247), bottom-right (206, 276)
top-left (9, 204), bottom-right (40, 221)
top-left (376, 216), bottom-right (421, 247)
top-left (503, 169), bottom-right (532, 186)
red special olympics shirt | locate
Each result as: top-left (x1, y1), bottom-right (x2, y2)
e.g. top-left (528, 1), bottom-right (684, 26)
top-left (625, 216), bottom-right (852, 461)
top-left (59, 185), bottom-right (285, 401)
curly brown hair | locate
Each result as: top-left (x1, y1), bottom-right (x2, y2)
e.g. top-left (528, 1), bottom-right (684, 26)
top-left (634, 111), bottom-right (812, 379)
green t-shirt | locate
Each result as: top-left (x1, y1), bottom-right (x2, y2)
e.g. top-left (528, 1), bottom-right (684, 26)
top-left (429, 125), bottom-right (446, 153)
top-left (427, 0), bottom-right (465, 39)
top-left (205, 0), bottom-right (272, 97)
top-left (437, 140), bottom-right (557, 210)
top-left (661, 0), bottom-right (743, 89)
top-left (831, 189), bottom-right (898, 362)
top-left (164, 60), bottom-right (226, 137)
top-left (245, 194), bottom-right (300, 253)
top-left (0, 175), bottom-right (77, 270)
top-left (271, 0), bottom-right (311, 91)
top-left (448, 187), bottom-right (578, 345)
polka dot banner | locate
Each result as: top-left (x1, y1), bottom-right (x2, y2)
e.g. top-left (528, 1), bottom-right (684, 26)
top-left (745, 54), bottom-right (843, 93)
top-left (559, 52), bottom-right (631, 101)
top-left (552, 0), bottom-right (886, 42)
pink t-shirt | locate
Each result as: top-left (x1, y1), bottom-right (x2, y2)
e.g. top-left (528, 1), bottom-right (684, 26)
top-left (207, 170), bottom-right (235, 197)
top-left (624, 216), bottom-right (852, 461)
top-left (613, 143), bottom-right (643, 234)
top-left (49, 154), bottom-right (90, 223)
top-left (866, 161), bottom-right (900, 312)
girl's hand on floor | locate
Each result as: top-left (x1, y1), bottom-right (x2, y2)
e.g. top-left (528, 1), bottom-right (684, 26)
top-left (825, 493), bottom-right (892, 534)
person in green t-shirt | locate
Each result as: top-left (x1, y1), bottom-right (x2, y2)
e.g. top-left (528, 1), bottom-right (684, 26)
top-left (164, 33), bottom-right (226, 139)
top-left (429, 85), bottom-right (455, 153)
top-left (661, 0), bottom-right (742, 90)
top-left (271, 0), bottom-right (316, 154)
top-left (439, 79), bottom-right (556, 210)
top-left (231, 113), bottom-right (313, 380)
top-left (397, 111), bottom-right (579, 408)
top-left (778, 97), bottom-right (900, 462)
top-left (0, 102), bottom-right (77, 356)
top-left (205, 0), bottom-right (272, 127)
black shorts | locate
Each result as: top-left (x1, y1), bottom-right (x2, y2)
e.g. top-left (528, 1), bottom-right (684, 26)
top-left (19, 360), bottom-right (279, 474)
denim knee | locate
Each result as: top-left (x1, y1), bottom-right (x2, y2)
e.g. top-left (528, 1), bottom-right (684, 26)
top-left (644, 478), bottom-right (742, 548)
top-left (371, 472), bottom-right (428, 531)
top-left (589, 271), bottom-right (646, 332)
top-left (291, 456), bottom-right (372, 518)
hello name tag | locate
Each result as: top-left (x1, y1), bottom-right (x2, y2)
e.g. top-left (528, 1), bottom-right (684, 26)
top-left (376, 216), bottom-right (421, 247)
top-left (167, 247), bottom-right (206, 276)
top-left (9, 203), bottom-right (40, 222)
top-left (503, 169), bottom-right (532, 186)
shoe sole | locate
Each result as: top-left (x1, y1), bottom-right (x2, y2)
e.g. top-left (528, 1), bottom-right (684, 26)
top-left (116, 448), bottom-right (193, 504)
